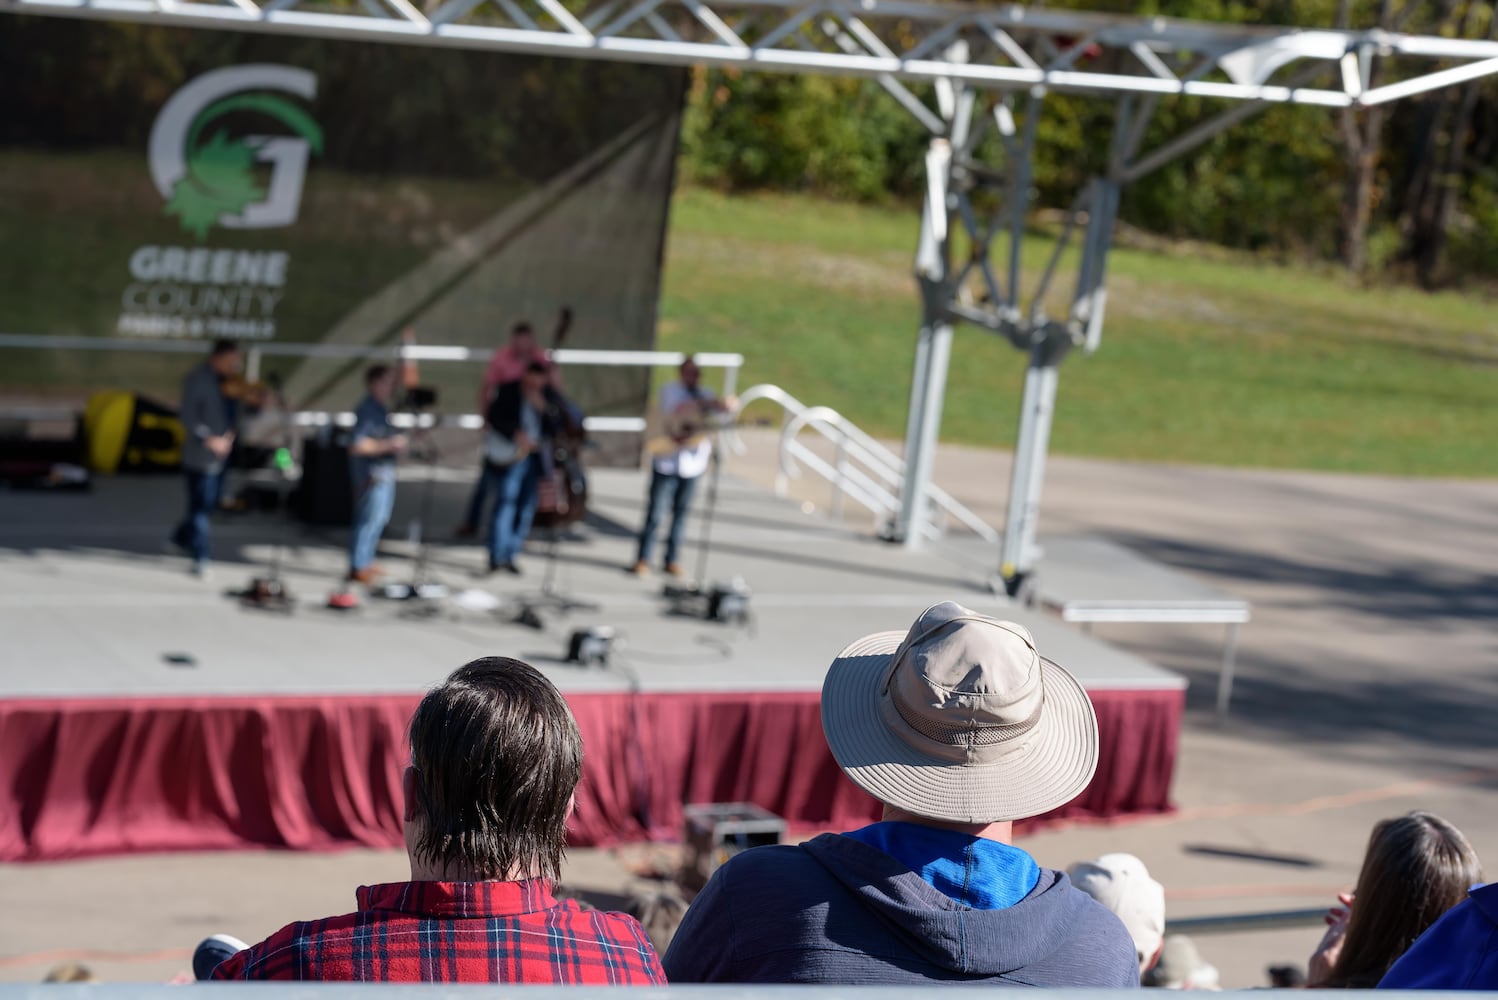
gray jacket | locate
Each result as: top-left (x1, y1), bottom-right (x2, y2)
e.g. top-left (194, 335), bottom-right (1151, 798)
top-left (663, 833), bottom-right (1140, 987)
top-left (179, 362), bottom-right (234, 473)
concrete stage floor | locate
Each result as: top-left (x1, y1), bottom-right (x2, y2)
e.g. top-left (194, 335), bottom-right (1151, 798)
top-left (0, 465), bottom-right (1182, 699)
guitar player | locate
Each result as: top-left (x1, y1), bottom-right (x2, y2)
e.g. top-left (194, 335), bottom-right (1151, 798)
top-left (632, 355), bottom-right (732, 578)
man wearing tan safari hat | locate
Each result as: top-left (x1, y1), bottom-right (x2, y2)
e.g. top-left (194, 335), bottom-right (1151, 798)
top-left (663, 602), bottom-right (1140, 986)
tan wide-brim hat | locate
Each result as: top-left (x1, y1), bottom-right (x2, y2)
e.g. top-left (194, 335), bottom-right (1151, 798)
top-left (821, 601), bottom-right (1099, 824)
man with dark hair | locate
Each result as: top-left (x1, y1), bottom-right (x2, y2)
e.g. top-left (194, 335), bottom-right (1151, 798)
top-left (663, 602), bottom-right (1140, 987)
top-left (458, 313), bottom-right (567, 538)
top-left (204, 657), bottom-right (665, 983)
top-left (347, 363), bottom-right (406, 584)
top-left (481, 359), bottom-right (572, 575)
top-left (168, 339), bottom-right (241, 577)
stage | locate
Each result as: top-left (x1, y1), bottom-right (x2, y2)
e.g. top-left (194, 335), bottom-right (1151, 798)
top-left (0, 462), bottom-right (1185, 861)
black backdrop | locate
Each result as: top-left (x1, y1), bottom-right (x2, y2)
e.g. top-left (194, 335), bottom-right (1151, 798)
top-left (0, 16), bottom-right (687, 456)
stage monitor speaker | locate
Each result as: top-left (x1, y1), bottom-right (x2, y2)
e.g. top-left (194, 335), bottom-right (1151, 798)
top-left (291, 439), bottom-right (354, 526)
top-left (678, 802), bottom-right (785, 892)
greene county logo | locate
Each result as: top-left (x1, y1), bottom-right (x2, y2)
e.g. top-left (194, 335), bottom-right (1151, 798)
top-left (148, 65), bottom-right (323, 240)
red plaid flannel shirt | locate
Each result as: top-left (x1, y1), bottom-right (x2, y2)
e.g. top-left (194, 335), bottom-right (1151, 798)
top-left (211, 880), bottom-right (666, 984)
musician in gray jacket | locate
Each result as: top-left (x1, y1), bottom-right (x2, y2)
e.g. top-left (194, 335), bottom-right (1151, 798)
top-left (169, 339), bottom-right (241, 576)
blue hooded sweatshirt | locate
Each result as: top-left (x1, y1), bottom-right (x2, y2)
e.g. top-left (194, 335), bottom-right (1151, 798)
top-left (663, 832), bottom-right (1139, 987)
top-left (1379, 882), bottom-right (1498, 989)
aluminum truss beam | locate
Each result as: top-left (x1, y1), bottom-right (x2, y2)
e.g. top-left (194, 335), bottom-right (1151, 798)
top-left (7, 0), bottom-right (1497, 590)
top-left (878, 31), bottom-right (1485, 596)
top-left (6, 0), bottom-right (1498, 110)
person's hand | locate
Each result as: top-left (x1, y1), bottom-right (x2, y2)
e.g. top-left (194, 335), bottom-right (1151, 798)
top-left (388, 434), bottom-right (409, 454)
top-left (206, 433), bottom-right (234, 459)
top-left (514, 431), bottom-right (535, 454)
top-left (1324, 892), bottom-right (1354, 926)
top-left (1307, 891), bottom-right (1354, 985)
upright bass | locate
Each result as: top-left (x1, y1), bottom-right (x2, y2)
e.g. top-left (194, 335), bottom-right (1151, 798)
top-left (532, 307), bottom-right (588, 530)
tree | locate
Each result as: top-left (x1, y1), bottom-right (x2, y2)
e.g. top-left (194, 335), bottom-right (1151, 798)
top-left (1333, 0), bottom-right (1402, 275)
top-left (1398, 1), bottom-right (1497, 286)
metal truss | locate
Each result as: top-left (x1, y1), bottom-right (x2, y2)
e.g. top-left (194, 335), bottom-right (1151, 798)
top-left (8, 0), bottom-right (1498, 590)
top-left (7, 0), bottom-right (1498, 109)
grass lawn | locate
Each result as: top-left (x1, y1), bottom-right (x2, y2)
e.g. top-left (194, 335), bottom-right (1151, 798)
top-left (657, 187), bottom-right (1498, 478)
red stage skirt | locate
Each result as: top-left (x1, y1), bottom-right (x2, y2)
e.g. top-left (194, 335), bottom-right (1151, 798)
top-left (0, 688), bottom-right (1180, 861)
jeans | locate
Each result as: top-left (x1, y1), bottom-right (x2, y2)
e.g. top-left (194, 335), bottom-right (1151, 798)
top-left (462, 459), bottom-right (491, 529)
top-left (172, 468), bottom-right (223, 563)
top-left (636, 469), bottom-right (698, 567)
top-left (349, 476), bottom-right (396, 572)
top-left (487, 456), bottom-right (540, 567)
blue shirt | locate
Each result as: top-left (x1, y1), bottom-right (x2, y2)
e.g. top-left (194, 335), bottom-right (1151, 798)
top-left (1379, 882), bottom-right (1498, 989)
top-left (519, 396), bottom-right (542, 447)
top-left (349, 394), bottom-right (396, 486)
top-left (843, 821), bottom-right (1040, 910)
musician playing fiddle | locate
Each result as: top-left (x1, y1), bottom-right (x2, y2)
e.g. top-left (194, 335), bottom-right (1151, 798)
top-left (482, 359), bottom-right (574, 576)
top-left (168, 338), bottom-right (242, 578)
top-left (632, 355), bottom-right (732, 579)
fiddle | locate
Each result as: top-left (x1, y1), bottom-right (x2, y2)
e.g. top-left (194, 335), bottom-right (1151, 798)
top-left (220, 375), bottom-right (275, 408)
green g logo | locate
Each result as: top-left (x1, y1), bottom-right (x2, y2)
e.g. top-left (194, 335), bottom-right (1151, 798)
top-left (148, 65), bottom-right (324, 240)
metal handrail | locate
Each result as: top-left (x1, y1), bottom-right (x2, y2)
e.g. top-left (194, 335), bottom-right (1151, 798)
top-left (0, 334), bottom-right (744, 399)
top-left (0, 333), bottom-right (745, 370)
top-left (0, 334), bottom-right (742, 435)
top-left (733, 384), bottom-right (998, 543)
top-left (779, 406), bottom-right (936, 540)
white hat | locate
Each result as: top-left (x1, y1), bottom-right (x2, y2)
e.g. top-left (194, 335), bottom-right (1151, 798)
top-left (1147, 935), bottom-right (1220, 990)
top-left (820, 601), bottom-right (1100, 824)
top-left (1068, 853), bottom-right (1166, 972)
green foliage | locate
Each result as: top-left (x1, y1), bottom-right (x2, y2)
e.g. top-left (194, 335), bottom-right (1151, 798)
top-left (660, 187), bottom-right (1498, 478)
top-left (1123, 103), bottom-right (1344, 255)
top-left (681, 69), bottom-right (928, 201)
top-left (164, 129), bottom-right (264, 240)
top-left (676, 0), bottom-right (1498, 284)
top-left (1448, 171), bottom-right (1498, 275)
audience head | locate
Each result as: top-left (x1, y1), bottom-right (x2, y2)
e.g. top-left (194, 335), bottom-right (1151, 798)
top-left (365, 363), bottom-right (397, 404)
top-left (509, 322), bottom-right (537, 353)
top-left (1323, 810), bottom-right (1482, 987)
top-left (523, 358), bottom-right (552, 391)
top-left (820, 601), bottom-right (1099, 829)
top-left (1069, 853), bottom-right (1166, 973)
top-left (404, 658), bottom-right (583, 882)
top-left (1267, 964), bottom-right (1306, 989)
top-left (1145, 935), bottom-right (1219, 990)
top-left (629, 888), bottom-right (692, 955)
top-left (679, 356), bottom-right (701, 388)
top-left (208, 338), bottom-right (242, 376)
top-left (42, 963), bottom-right (97, 983)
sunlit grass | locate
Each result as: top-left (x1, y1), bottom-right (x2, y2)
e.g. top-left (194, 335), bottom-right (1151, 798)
top-left (659, 187), bottom-right (1498, 477)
